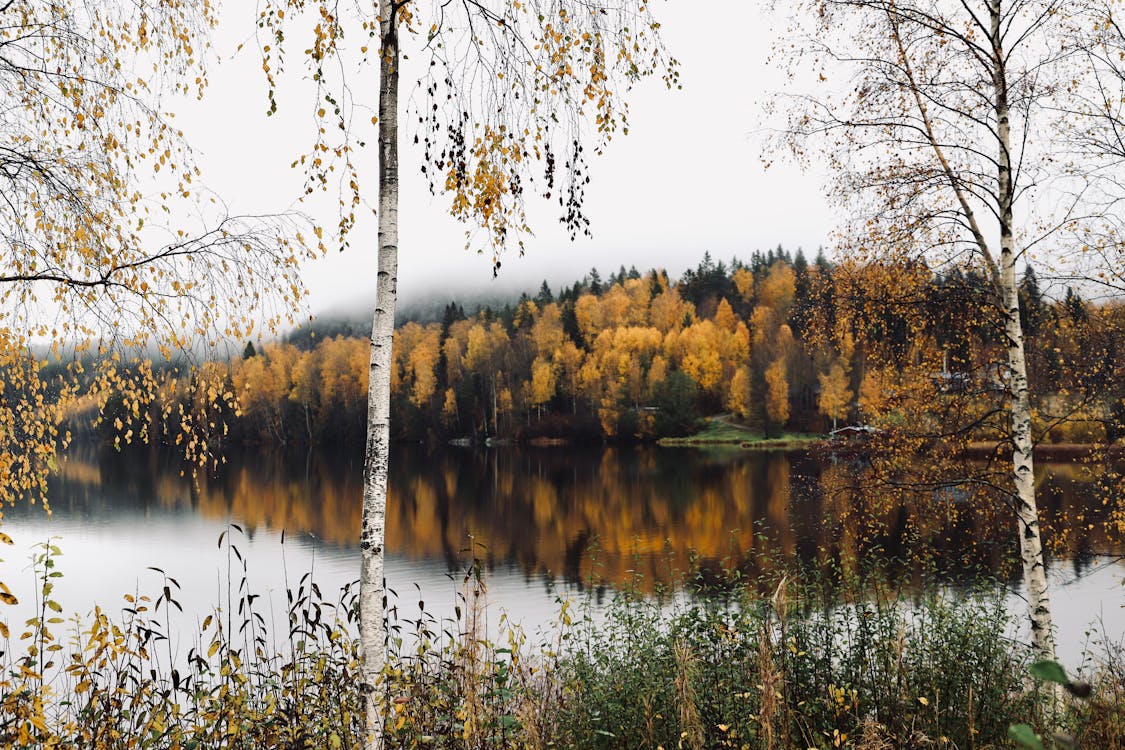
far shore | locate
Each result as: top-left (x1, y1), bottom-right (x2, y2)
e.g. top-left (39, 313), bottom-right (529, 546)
top-left (657, 434), bottom-right (822, 449)
top-left (655, 415), bottom-right (823, 449)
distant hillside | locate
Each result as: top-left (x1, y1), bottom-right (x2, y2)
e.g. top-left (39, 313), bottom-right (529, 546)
top-left (285, 264), bottom-right (655, 349)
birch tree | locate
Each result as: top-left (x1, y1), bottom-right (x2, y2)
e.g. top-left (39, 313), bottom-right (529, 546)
top-left (817, 360), bottom-right (851, 432)
top-left (1057, 0), bottom-right (1125, 293)
top-left (256, 2), bottom-right (677, 746)
top-left (0, 2), bottom-right (313, 509)
top-left (767, 0), bottom-right (1101, 661)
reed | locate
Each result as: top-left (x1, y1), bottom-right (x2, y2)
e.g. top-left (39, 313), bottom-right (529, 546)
top-left (0, 531), bottom-right (1116, 749)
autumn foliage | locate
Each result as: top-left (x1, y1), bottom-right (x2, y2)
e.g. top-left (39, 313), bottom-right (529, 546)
top-left (0, 2), bottom-right (319, 513)
top-left (136, 251), bottom-right (1125, 450)
top-left (213, 252), bottom-right (821, 444)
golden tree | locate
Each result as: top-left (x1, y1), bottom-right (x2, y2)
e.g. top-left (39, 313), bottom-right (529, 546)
top-left (440, 387), bottom-right (459, 429)
top-left (817, 361), bottom-right (852, 432)
top-left (733, 267), bottom-right (755, 303)
top-left (765, 357), bottom-right (790, 433)
top-left (0, 2), bottom-right (314, 509)
top-left (727, 366), bottom-right (753, 422)
top-left (529, 357), bottom-right (558, 414)
top-left (769, 0), bottom-right (1111, 661)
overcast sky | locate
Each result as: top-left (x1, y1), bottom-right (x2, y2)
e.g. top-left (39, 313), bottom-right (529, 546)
top-left (173, 1), bottom-right (832, 315)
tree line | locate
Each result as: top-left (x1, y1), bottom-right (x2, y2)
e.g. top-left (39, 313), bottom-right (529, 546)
top-left (140, 250), bottom-right (1123, 448)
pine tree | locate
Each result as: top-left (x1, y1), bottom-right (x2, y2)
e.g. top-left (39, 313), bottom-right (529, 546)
top-left (536, 280), bottom-right (555, 306)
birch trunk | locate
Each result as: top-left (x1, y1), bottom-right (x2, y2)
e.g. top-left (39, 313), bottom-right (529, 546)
top-left (359, 3), bottom-right (399, 748)
top-left (990, 0), bottom-right (1056, 663)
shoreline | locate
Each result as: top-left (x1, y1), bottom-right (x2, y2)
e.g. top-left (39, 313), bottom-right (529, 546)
top-left (654, 414), bottom-right (824, 449)
top-left (656, 434), bottom-right (823, 449)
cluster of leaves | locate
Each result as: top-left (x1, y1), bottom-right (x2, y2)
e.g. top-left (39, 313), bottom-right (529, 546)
top-left (0, 2), bottom-right (322, 514)
top-left (2, 534), bottom-right (1122, 748)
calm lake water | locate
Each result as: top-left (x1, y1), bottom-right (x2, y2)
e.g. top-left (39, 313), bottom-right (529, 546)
top-left (0, 444), bottom-right (1121, 667)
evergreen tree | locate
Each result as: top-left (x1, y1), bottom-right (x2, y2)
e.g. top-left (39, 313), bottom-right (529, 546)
top-left (561, 302), bottom-right (582, 346)
top-left (793, 248), bottom-right (808, 275)
top-left (699, 251), bottom-right (714, 275)
top-left (750, 250), bottom-right (767, 275)
top-left (1018, 266), bottom-right (1045, 338)
top-left (500, 303), bottom-right (516, 331)
top-left (1064, 287), bottom-right (1087, 324)
top-left (441, 301), bottom-right (466, 335)
top-left (815, 246), bottom-right (830, 271)
top-left (653, 371), bottom-right (699, 436)
top-left (790, 253), bottom-right (812, 338)
top-left (536, 280), bottom-right (554, 306)
top-left (588, 267), bottom-right (603, 295)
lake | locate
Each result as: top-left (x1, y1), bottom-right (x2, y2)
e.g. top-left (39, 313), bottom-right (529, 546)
top-left (0, 444), bottom-right (1121, 667)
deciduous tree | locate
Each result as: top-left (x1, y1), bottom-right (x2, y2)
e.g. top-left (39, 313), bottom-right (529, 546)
top-left (817, 361), bottom-right (851, 432)
top-left (769, 0), bottom-right (1105, 660)
top-left (0, 1), bottom-right (313, 508)
top-left (727, 366), bottom-right (753, 421)
top-left (765, 357), bottom-right (790, 434)
top-left (256, 3), bottom-right (677, 744)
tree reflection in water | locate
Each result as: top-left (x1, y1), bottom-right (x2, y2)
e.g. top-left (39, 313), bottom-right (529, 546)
top-left (35, 444), bottom-right (1124, 593)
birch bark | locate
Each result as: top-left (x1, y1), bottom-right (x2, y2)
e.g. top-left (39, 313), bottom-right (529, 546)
top-left (252, 3), bottom-right (675, 743)
top-left (989, 0), bottom-right (1056, 662)
top-left (359, 2), bottom-right (400, 748)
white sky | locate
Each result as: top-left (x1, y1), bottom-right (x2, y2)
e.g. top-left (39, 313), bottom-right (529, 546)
top-left (172, 1), bottom-right (832, 315)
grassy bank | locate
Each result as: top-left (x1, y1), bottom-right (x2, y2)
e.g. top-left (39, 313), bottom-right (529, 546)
top-left (1, 540), bottom-right (1122, 748)
top-left (658, 416), bottom-right (822, 449)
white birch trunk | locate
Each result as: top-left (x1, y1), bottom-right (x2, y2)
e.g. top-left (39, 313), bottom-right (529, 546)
top-left (359, 3), bottom-right (399, 748)
top-left (990, 0), bottom-right (1056, 663)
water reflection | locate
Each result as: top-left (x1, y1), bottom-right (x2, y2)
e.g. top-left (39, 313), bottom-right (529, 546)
top-left (0, 444), bottom-right (1118, 670)
top-left (21, 444), bottom-right (1124, 591)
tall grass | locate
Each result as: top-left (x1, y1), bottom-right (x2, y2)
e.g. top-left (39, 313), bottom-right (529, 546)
top-left (0, 531), bottom-right (1119, 748)
top-left (550, 571), bottom-right (1038, 749)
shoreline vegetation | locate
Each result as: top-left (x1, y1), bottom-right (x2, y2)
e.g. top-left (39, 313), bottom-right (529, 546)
top-left (1, 534), bottom-right (1122, 749)
top-left (444, 427), bottom-right (1114, 454)
top-left (448, 415), bottom-right (827, 449)
top-left (655, 416), bottom-right (822, 448)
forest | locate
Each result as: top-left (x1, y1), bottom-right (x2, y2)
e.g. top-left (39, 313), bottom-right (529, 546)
top-left (102, 249), bottom-right (1124, 451)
